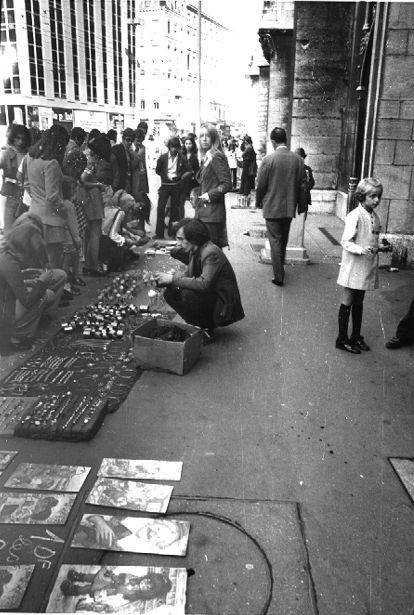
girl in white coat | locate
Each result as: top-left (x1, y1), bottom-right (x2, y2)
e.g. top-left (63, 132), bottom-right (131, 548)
top-left (336, 177), bottom-right (390, 354)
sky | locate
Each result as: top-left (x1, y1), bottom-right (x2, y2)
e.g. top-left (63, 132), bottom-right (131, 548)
top-left (199, 0), bottom-right (264, 124)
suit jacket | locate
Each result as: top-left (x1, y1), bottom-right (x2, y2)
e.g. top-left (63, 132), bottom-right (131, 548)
top-left (194, 151), bottom-right (232, 223)
top-left (111, 144), bottom-right (131, 192)
top-left (170, 241), bottom-right (244, 327)
top-left (255, 147), bottom-right (305, 219)
top-left (155, 151), bottom-right (189, 185)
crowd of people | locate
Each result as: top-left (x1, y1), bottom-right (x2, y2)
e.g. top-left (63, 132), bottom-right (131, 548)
top-left (0, 120), bottom-right (412, 356)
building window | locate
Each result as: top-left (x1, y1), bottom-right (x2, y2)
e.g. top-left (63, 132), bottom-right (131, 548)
top-left (141, 99), bottom-right (145, 110)
top-left (49, 0), bottom-right (66, 98)
top-left (127, 0), bottom-right (136, 107)
top-left (112, 0), bottom-right (123, 106)
top-left (69, 0), bottom-right (79, 100)
top-left (1, 2), bottom-right (20, 93)
top-left (154, 101), bottom-right (159, 109)
top-left (83, 0), bottom-right (97, 102)
top-left (100, 0), bottom-right (108, 103)
top-left (25, 0), bottom-right (44, 95)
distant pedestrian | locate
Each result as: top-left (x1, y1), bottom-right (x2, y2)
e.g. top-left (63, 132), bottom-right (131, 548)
top-left (385, 297), bottom-right (414, 349)
top-left (225, 140), bottom-right (238, 191)
top-left (239, 136), bottom-right (257, 198)
top-left (0, 124), bottom-right (31, 231)
top-left (131, 128), bottom-right (149, 199)
top-left (255, 127), bottom-right (306, 286)
top-left (179, 135), bottom-right (200, 218)
top-left (106, 129), bottom-right (117, 147)
top-left (194, 124), bottom-right (232, 248)
top-left (336, 177), bottom-right (391, 353)
top-left (295, 147), bottom-right (315, 218)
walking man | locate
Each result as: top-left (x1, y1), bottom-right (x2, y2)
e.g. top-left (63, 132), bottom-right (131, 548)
top-left (256, 127), bottom-right (305, 286)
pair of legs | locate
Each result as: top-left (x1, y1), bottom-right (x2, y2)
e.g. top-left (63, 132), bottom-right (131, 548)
top-left (155, 184), bottom-right (181, 238)
top-left (265, 218), bottom-right (292, 284)
top-left (13, 269), bottom-right (67, 342)
top-left (3, 195), bottom-right (19, 232)
top-left (337, 288), bottom-right (368, 352)
top-left (85, 219), bottom-right (102, 272)
top-left (230, 168), bottom-right (237, 190)
top-left (164, 287), bottom-right (217, 331)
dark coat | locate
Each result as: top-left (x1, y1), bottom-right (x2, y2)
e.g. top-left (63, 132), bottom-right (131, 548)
top-left (111, 144), bottom-right (131, 192)
top-left (155, 151), bottom-right (189, 184)
top-left (194, 151), bottom-right (232, 224)
top-left (171, 241), bottom-right (244, 327)
top-left (255, 147), bottom-right (305, 219)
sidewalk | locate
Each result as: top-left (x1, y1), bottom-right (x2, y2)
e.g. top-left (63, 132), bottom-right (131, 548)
top-left (1, 192), bottom-right (414, 614)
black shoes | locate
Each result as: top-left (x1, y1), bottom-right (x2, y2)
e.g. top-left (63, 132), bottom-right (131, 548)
top-left (272, 279), bottom-right (284, 287)
top-left (351, 337), bottom-right (370, 351)
top-left (335, 339), bottom-right (361, 354)
top-left (385, 336), bottom-right (407, 349)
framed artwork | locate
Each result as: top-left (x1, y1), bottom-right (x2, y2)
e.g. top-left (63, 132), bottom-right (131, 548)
top-left (0, 565), bottom-right (34, 610)
top-left (0, 451), bottom-right (18, 470)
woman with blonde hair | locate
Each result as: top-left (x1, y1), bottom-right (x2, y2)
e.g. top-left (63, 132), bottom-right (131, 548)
top-left (194, 124), bottom-right (232, 248)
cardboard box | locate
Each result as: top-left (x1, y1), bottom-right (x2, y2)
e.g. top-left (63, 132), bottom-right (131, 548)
top-left (132, 318), bottom-right (203, 375)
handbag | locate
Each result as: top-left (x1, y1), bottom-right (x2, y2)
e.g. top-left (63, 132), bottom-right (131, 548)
top-left (14, 194), bottom-right (29, 219)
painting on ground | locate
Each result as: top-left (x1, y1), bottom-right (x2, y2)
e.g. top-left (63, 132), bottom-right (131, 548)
top-left (71, 514), bottom-right (190, 556)
top-left (46, 564), bottom-right (187, 614)
top-left (98, 458), bottom-right (183, 481)
top-left (86, 477), bottom-right (173, 513)
top-left (0, 492), bottom-right (76, 524)
top-left (4, 463), bottom-right (91, 492)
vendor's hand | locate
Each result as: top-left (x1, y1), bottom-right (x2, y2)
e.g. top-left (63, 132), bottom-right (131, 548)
top-left (38, 270), bottom-right (57, 286)
top-left (154, 272), bottom-right (173, 286)
top-left (361, 246), bottom-right (373, 255)
top-left (200, 192), bottom-right (210, 202)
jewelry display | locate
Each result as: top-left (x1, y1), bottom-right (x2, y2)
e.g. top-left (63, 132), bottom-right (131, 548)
top-left (0, 397), bottom-right (38, 435)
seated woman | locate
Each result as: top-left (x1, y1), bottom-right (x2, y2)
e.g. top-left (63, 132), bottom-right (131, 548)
top-left (155, 218), bottom-right (244, 342)
top-left (0, 213), bottom-right (66, 355)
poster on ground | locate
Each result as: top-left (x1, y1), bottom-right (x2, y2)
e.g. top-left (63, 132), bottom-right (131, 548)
top-left (0, 492), bottom-right (76, 524)
top-left (0, 565), bottom-right (34, 610)
top-left (4, 463), bottom-right (91, 492)
top-left (389, 457), bottom-right (414, 503)
top-left (86, 477), bottom-right (173, 513)
top-left (71, 514), bottom-right (190, 556)
top-left (46, 564), bottom-right (187, 614)
top-left (98, 459), bottom-right (183, 482)
top-left (0, 451), bottom-right (18, 470)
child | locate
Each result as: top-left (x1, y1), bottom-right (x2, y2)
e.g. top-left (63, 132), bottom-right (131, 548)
top-left (336, 177), bottom-right (390, 353)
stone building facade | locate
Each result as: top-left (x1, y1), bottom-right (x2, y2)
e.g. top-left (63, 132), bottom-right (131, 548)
top-left (251, 1), bottom-right (414, 261)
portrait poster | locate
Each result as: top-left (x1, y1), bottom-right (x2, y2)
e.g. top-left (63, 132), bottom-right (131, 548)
top-left (4, 463), bottom-right (91, 492)
top-left (98, 459), bottom-right (183, 482)
top-left (71, 514), bottom-right (190, 556)
top-left (389, 458), bottom-right (414, 503)
top-left (86, 477), bottom-right (174, 513)
top-left (0, 565), bottom-right (34, 610)
top-left (0, 450), bottom-right (18, 470)
top-left (46, 564), bottom-right (187, 614)
top-left (0, 492), bottom-right (76, 524)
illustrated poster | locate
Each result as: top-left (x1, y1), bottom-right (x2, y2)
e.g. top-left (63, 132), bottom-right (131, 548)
top-left (98, 459), bottom-right (183, 481)
top-left (86, 477), bottom-right (173, 513)
top-left (4, 463), bottom-right (91, 492)
top-left (0, 451), bottom-right (18, 470)
top-left (71, 514), bottom-right (190, 556)
top-left (46, 564), bottom-right (187, 614)
top-left (0, 565), bottom-right (34, 609)
top-left (0, 492), bottom-right (76, 524)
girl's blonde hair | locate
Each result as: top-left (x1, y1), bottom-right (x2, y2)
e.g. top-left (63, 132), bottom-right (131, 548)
top-left (199, 123), bottom-right (222, 156)
top-left (355, 177), bottom-right (383, 202)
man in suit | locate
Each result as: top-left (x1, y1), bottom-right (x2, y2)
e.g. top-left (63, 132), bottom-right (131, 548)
top-left (256, 127), bottom-right (305, 286)
top-left (154, 136), bottom-right (190, 239)
top-left (111, 128), bottom-right (135, 193)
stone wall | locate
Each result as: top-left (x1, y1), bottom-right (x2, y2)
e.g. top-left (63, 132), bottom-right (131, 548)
top-left (290, 2), bottom-right (354, 190)
top-left (373, 2), bottom-right (414, 235)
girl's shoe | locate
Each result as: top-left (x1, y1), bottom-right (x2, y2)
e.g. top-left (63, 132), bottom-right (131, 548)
top-left (351, 336), bottom-right (370, 351)
top-left (335, 338), bottom-right (360, 354)
top-left (75, 276), bottom-right (86, 286)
